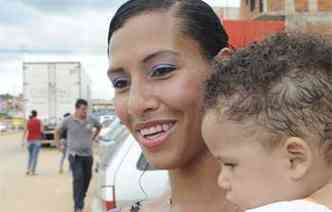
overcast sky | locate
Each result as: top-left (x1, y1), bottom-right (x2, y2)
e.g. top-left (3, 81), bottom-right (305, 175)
top-left (0, 0), bottom-right (240, 99)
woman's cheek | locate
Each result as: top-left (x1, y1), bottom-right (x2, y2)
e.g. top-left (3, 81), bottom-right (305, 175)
top-left (164, 77), bottom-right (203, 108)
top-left (114, 96), bottom-right (129, 125)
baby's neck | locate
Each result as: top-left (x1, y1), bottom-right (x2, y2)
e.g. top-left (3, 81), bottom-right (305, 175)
top-left (309, 179), bottom-right (332, 209)
top-left (168, 150), bottom-right (238, 212)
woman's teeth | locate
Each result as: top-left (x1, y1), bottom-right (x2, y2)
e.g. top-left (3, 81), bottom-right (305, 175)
top-left (139, 123), bottom-right (174, 138)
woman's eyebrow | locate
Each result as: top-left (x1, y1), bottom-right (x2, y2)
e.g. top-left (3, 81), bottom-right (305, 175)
top-left (142, 50), bottom-right (178, 64)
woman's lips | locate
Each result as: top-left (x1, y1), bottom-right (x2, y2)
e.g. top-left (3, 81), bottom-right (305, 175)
top-left (135, 120), bottom-right (176, 151)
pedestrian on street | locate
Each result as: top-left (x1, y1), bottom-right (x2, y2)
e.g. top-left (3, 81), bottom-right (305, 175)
top-left (55, 99), bottom-right (101, 212)
top-left (22, 110), bottom-right (43, 176)
top-left (58, 112), bottom-right (71, 173)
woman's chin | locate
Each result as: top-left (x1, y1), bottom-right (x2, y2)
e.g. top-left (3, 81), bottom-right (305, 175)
top-left (144, 153), bottom-right (183, 170)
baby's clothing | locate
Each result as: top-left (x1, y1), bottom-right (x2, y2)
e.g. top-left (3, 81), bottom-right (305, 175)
top-left (246, 200), bottom-right (331, 212)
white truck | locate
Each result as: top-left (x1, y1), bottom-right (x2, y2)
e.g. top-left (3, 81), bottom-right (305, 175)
top-left (23, 61), bottom-right (91, 145)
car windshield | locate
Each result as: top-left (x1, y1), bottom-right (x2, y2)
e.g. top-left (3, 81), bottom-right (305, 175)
top-left (102, 119), bottom-right (114, 128)
top-left (100, 118), bottom-right (127, 141)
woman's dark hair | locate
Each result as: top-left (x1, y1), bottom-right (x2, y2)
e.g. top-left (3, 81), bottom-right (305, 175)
top-left (75, 99), bottom-right (88, 109)
top-left (31, 110), bottom-right (37, 117)
top-left (107, 0), bottom-right (229, 60)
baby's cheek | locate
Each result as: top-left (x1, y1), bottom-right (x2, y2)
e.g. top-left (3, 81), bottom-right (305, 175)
top-left (201, 115), bottom-right (218, 150)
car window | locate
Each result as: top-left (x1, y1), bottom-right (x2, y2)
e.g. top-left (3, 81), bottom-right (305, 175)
top-left (102, 119), bottom-right (114, 128)
top-left (103, 121), bottom-right (124, 140)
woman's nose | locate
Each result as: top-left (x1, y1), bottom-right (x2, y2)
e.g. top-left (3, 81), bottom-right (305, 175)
top-left (127, 82), bottom-right (159, 117)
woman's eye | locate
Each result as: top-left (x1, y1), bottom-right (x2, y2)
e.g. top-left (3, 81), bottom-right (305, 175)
top-left (111, 78), bottom-right (129, 90)
top-left (150, 64), bottom-right (176, 78)
top-left (223, 163), bottom-right (237, 168)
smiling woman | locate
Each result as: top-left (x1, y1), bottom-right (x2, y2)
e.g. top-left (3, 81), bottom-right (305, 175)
top-left (106, 0), bottom-right (238, 212)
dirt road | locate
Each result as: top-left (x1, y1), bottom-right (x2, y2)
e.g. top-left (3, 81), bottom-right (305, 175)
top-left (0, 133), bottom-right (96, 212)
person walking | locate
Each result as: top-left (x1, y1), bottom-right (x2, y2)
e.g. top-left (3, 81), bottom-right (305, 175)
top-left (55, 99), bottom-right (101, 212)
top-left (22, 110), bottom-right (43, 176)
top-left (58, 112), bottom-right (71, 173)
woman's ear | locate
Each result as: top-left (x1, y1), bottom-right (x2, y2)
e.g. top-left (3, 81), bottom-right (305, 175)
top-left (214, 47), bottom-right (234, 62)
top-left (283, 137), bottom-right (313, 181)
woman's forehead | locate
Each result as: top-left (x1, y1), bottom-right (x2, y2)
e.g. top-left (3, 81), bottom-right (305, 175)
top-left (109, 13), bottom-right (176, 58)
top-left (110, 12), bottom-right (177, 47)
top-left (108, 12), bottom-right (204, 71)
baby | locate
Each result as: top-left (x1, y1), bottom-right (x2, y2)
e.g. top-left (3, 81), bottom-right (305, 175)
top-left (202, 32), bottom-right (332, 211)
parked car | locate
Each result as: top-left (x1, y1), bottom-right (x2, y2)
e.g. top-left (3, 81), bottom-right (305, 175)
top-left (92, 111), bottom-right (116, 125)
top-left (99, 115), bottom-right (115, 125)
top-left (93, 118), bottom-right (169, 212)
top-left (0, 122), bottom-right (8, 132)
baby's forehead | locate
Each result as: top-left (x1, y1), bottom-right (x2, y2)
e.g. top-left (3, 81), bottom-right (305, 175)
top-left (207, 111), bottom-right (276, 145)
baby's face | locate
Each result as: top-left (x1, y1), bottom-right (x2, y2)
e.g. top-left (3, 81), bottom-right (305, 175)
top-left (202, 111), bottom-right (291, 210)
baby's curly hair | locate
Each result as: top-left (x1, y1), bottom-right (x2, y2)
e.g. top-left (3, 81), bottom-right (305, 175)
top-left (204, 32), bottom-right (332, 160)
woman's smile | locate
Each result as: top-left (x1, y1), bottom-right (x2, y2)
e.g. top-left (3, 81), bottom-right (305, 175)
top-left (135, 119), bottom-right (177, 151)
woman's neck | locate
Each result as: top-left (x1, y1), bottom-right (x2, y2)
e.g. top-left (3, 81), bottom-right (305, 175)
top-left (168, 149), bottom-right (238, 212)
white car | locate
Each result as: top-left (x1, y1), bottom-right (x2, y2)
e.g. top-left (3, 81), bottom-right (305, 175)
top-left (99, 115), bottom-right (115, 125)
top-left (93, 118), bottom-right (169, 212)
top-left (0, 122), bottom-right (8, 132)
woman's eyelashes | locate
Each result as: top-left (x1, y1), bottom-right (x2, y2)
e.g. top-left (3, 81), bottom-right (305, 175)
top-left (149, 64), bottom-right (176, 78)
top-left (110, 64), bottom-right (176, 91)
top-left (111, 77), bottom-right (129, 90)
top-left (223, 162), bottom-right (237, 168)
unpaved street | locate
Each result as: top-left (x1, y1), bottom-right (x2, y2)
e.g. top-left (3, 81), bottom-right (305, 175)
top-left (0, 133), bottom-right (96, 212)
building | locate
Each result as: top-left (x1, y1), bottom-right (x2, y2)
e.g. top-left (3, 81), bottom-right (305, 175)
top-left (0, 94), bottom-right (24, 117)
top-left (240, 0), bottom-right (285, 20)
top-left (215, 7), bottom-right (241, 20)
top-left (239, 0), bottom-right (332, 35)
top-left (214, 3), bottom-right (284, 49)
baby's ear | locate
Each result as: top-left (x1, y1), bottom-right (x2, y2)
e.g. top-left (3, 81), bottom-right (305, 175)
top-left (214, 47), bottom-right (234, 63)
top-left (283, 137), bottom-right (312, 180)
